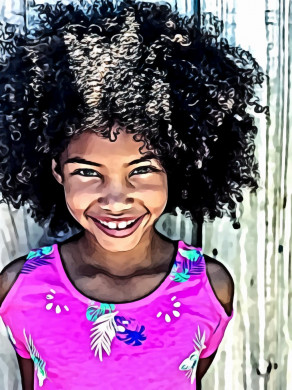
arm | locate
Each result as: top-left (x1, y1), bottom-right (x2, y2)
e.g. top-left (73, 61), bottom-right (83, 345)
top-left (16, 355), bottom-right (34, 390)
top-left (0, 257), bottom-right (34, 390)
top-left (196, 349), bottom-right (218, 388)
top-left (196, 255), bottom-right (234, 387)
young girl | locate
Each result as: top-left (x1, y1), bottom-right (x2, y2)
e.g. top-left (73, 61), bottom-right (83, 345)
top-left (0, 0), bottom-right (267, 389)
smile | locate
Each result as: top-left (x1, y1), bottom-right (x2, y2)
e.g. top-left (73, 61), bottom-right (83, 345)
top-left (90, 214), bottom-right (147, 238)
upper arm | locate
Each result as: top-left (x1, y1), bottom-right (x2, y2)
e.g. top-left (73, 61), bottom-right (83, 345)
top-left (196, 255), bottom-right (234, 382)
top-left (0, 256), bottom-right (27, 306)
top-left (0, 256), bottom-right (34, 389)
top-left (16, 355), bottom-right (34, 390)
top-left (204, 254), bottom-right (234, 317)
top-left (196, 349), bottom-right (218, 384)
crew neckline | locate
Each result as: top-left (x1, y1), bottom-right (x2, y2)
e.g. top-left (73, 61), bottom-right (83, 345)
top-left (54, 240), bottom-right (181, 310)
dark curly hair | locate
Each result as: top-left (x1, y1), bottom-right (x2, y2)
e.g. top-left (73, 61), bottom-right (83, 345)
top-left (0, 0), bottom-right (268, 236)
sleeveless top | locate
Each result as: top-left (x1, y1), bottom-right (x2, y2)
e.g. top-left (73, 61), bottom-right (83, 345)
top-left (0, 240), bottom-right (234, 389)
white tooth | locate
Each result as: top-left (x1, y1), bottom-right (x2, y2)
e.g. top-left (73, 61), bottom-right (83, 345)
top-left (118, 221), bottom-right (127, 229)
top-left (97, 218), bottom-right (138, 229)
top-left (108, 222), bottom-right (117, 229)
top-left (126, 219), bottom-right (136, 226)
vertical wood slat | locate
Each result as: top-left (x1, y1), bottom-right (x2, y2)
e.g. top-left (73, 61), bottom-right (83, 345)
top-left (0, 1), bottom-right (291, 390)
top-left (201, 1), bottom-right (291, 390)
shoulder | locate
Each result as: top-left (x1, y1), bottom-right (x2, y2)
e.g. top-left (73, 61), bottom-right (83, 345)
top-left (0, 255), bottom-right (27, 306)
top-left (204, 254), bottom-right (234, 317)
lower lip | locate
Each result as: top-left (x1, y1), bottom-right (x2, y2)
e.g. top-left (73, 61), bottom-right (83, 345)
top-left (90, 214), bottom-right (147, 238)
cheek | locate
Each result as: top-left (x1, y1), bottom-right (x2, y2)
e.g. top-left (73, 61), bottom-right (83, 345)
top-left (63, 175), bottom-right (168, 217)
top-left (63, 181), bottom-right (97, 216)
top-left (139, 178), bottom-right (168, 211)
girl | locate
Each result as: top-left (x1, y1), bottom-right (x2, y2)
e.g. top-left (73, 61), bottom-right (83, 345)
top-left (0, 0), bottom-right (267, 389)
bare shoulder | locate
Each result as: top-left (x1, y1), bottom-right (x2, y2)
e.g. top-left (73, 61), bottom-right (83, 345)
top-left (204, 254), bottom-right (234, 317)
top-left (0, 255), bottom-right (27, 306)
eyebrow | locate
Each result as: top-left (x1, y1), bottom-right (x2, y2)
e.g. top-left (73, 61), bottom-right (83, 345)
top-left (64, 152), bottom-right (159, 167)
top-left (128, 152), bottom-right (159, 166)
top-left (64, 157), bottom-right (102, 167)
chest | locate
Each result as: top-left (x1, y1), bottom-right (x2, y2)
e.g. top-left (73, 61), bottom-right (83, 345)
top-left (72, 271), bottom-right (168, 303)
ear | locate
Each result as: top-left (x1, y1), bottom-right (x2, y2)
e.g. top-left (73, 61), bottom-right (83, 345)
top-left (52, 159), bottom-right (63, 185)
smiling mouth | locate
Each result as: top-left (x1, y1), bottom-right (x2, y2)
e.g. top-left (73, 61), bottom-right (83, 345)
top-left (90, 214), bottom-right (147, 238)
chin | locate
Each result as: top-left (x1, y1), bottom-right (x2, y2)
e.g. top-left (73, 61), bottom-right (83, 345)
top-left (90, 227), bottom-right (155, 252)
top-left (95, 235), bottom-right (143, 252)
top-left (86, 214), bottom-right (154, 252)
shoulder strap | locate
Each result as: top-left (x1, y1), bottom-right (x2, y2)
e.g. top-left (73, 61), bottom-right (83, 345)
top-left (20, 245), bottom-right (55, 275)
top-left (175, 241), bottom-right (206, 280)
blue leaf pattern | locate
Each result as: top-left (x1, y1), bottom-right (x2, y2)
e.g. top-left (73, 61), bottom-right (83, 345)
top-left (21, 246), bottom-right (54, 274)
top-left (182, 254), bottom-right (205, 276)
top-left (177, 248), bottom-right (205, 277)
top-left (115, 316), bottom-right (147, 346)
top-left (116, 326), bottom-right (147, 346)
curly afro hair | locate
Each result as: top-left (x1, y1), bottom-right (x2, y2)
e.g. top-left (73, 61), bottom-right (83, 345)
top-left (0, 0), bottom-right (268, 235)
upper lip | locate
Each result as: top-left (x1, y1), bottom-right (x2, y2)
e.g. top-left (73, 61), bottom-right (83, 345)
top-left (89, 215), bottom-right (145, 223)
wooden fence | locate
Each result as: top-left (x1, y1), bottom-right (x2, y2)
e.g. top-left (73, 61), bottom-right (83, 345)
top-left (0, 1), bottom-right (291, 389)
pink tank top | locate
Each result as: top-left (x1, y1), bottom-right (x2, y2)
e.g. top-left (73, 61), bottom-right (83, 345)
top-left (0, 240), bottom-right (234, 389)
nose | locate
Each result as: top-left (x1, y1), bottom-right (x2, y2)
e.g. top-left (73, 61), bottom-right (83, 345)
top-left (97, 176), bottom-right (134, 212)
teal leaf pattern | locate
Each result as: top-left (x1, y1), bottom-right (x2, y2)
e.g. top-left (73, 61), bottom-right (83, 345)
top-left (27, 246), bottom-right (54, 259)
top-left (21, 246), bottom-right (54, 275)
top-left (86, 303), bottom-right (116, 322)
top-left (178, 248), bottom-right (201, 262)
top-left (171, 268), bottom-right (191, 283)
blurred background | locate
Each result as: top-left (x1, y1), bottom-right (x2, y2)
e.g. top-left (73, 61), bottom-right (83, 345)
top-left (0, 0), bottom-right (291, 389)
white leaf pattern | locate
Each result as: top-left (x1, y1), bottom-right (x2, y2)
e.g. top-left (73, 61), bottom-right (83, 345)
top-left (179, 325), bottom-right (207, 384)
top-left (23, 329), bottom-right (47, 387)
top-left (6, 325), bottom-right (16, 345)
top-left (90, 311), bottom-right (119, 361)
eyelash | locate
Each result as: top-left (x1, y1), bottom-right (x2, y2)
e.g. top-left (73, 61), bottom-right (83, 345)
top-left (71, 166), bottom-right (160, 177)
top-left (71, 169), bottom-right (101, 177)
top-left (129, 166), bottom-right (160, 176)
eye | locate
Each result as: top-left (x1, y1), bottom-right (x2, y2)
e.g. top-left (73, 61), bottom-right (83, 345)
top-left (71, 169), bottom-right (101, 177)
top-left (130, 166), bottom-right (160, 176)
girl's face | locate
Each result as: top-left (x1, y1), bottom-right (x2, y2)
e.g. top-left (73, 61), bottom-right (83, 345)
top-left (52, 128), bottom-right (168, 252)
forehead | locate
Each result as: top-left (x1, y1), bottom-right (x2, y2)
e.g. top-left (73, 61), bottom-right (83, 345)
top-left (61, 130), bottom-right (152, 162)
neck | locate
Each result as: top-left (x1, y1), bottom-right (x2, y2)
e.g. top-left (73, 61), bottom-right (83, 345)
top-left (69, 230), bottom-right (176, 278)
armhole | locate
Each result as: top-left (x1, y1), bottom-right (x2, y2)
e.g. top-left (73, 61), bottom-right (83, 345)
top-left (202, 256), bottom-right (234, 319)
top-left (0, 259), bottom-right (27, 313)
top-left (0, 258), bottom-right (31, 359)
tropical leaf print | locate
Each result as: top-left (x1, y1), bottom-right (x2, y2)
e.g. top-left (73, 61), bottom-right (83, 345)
top-left (23, 329), bottom-right (47, 387)
top-left (21, 257), bottom-right (52, 275)
top-left (178, 248), bottom-right (201, 262)
top-left (178, 248), bottom-right (205, 276)
top-left (116, 325), bottom-right (147, 346)
top-left (182, 255), bottom-right (205, 276)
top-left (90, 311), bottom-right (119, 361)
top-left (171, 268), bottom-right (191, 283)
top-left (179, 325), bottom-right (207, 385)
top-left (21, 246), bottom-right (54, 275)
top-left (115, 316), bottom-right (147, 346)
top-left (6, 325), bottom-right (16, 346)
top-left (86, 303), bottom-right (116, 322)
top-left (27, 246), bottom-right (54, 259)
top-left (169, 262), bottom-right (179, 279)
